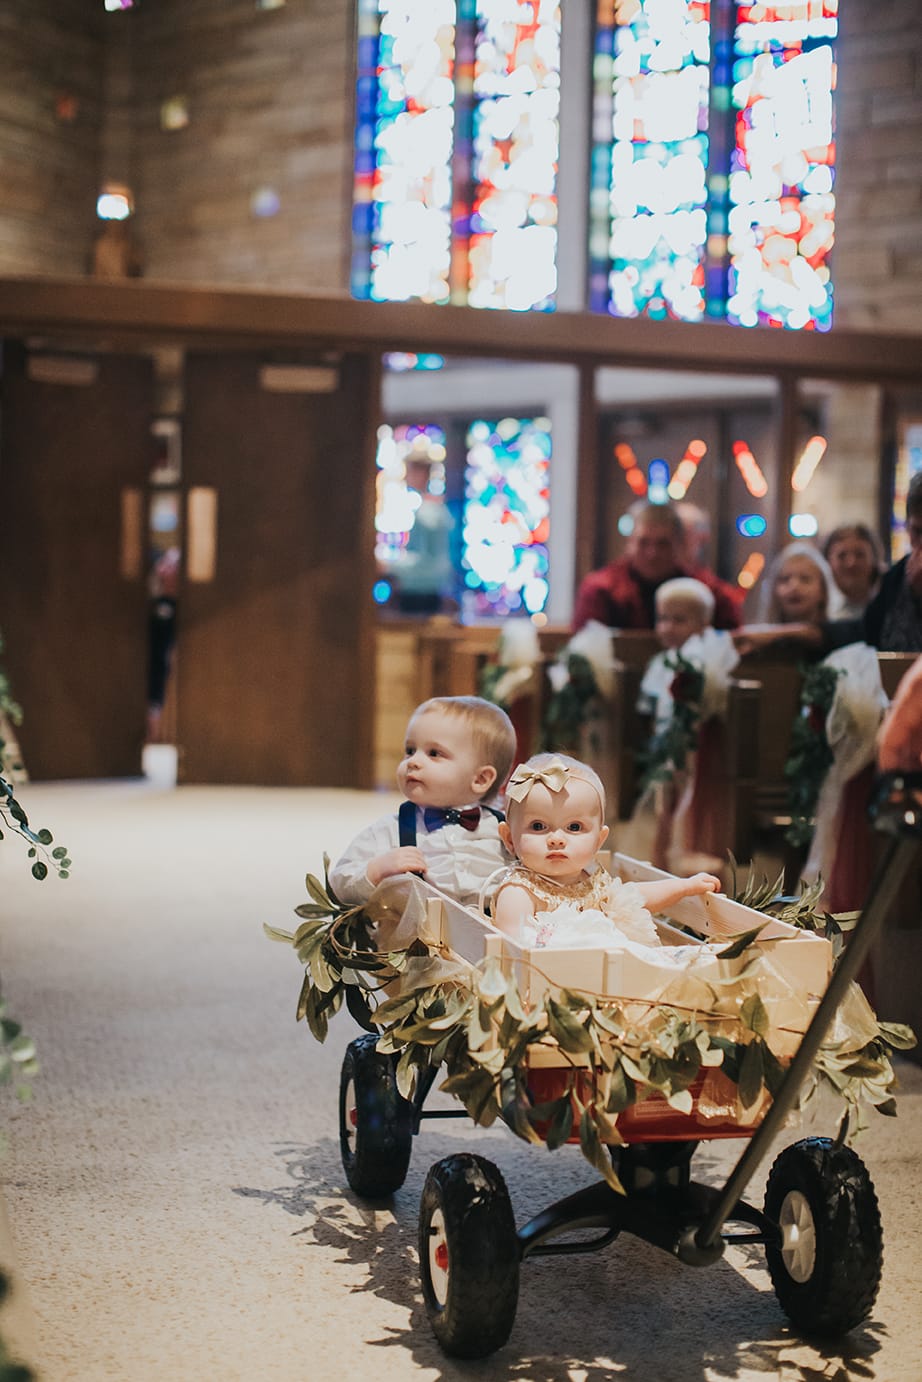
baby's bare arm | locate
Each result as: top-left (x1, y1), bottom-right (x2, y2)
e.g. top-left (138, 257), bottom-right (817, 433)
top-left (366, 846), bottom-right (428, 886)
top-left (637, 871), bottom-right (721, 914)
top-left (492, 884), bottom-right (536, 940)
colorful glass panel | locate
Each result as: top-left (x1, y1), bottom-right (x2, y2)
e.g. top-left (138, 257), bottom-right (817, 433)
top-left (462, 416), bottom-right (551, 617)
top-left (593, 0), bottom-right (837, 330)
top-left (891, 422), bottom-right (922, 560)
top-left (353, 0), bottom-right (560, 309)
top-left (374, 423), bottom-right (449, 572)
top-left (467, 0), bottom-right (561, 310)
top-left (352, 0), bottom-right (458, 303)
top-left (726, 2), bottom-right (837, 329)
top-left (592, 0), bottom-right (711, 321)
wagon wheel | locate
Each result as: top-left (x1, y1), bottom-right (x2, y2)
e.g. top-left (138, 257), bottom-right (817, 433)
top-left (339, 1034), bottom-right (413, 1198)
top-left (764, 1136), bottom-right (883, 1336)
top-left (419, 1153), bottom-right (520, 1359)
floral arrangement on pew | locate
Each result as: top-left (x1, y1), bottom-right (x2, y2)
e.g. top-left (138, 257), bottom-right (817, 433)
top-left (265, 860), bottom-right (915, 1189)
top-left (784, 661), bottom-right (845, 848)
top-left (478, 620), bottom-right (542, 711)
top-left (635, 649), bottom-right (705, 795)
top-left (539, 620), bottom-right (617, 755)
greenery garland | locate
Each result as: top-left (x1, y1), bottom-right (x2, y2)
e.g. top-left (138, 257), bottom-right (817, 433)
top-left (266, 860), bottom-right (916, 1186)
top-left (783, 661), bottom-right (844, 848)
top-left (539, 651), bottom-right (602, 754)
top-left (636, 650), bottom-right (705, 795)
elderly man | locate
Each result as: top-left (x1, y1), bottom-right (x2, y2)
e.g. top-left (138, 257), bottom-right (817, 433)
top-left (573, 501), bottom-right (742, 632)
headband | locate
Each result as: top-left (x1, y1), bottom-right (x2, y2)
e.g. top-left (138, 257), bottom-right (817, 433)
top-left (505, 759), bottom-right (607, 820)
top-left (506, 758), bottom-right (570, 802)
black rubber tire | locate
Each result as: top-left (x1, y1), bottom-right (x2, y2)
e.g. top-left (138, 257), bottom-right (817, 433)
top-left (419, 1153), bottom-right (520, 1359)
top-left (764, 1136), bottom-right (883, 1336)
top-left (339, 1033), bottom-right (413, 1198)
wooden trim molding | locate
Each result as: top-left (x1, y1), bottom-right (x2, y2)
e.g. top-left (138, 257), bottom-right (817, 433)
top-left (2, 276), bottom-right (922, 385)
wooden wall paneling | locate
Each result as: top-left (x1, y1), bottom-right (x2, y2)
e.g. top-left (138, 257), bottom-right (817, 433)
top-left (0, 344), bottom-right (152, 778)
top-left (176, 350), bottom-right (376, 787)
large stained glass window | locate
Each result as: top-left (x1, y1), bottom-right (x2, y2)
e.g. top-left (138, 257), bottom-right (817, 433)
top-left (462, 415), bottom-right (551, 618)
top-left (591, 0), bottom-right (837, 330)
top-left (353, 0), bottom-right (561, 310)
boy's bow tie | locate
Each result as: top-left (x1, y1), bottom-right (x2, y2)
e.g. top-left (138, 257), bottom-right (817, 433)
top-left (423, 806), bottom-right (481, 832)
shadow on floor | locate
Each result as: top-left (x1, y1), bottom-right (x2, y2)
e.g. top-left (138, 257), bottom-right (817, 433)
top-left (234, 1136), bottom-right (887, 1382)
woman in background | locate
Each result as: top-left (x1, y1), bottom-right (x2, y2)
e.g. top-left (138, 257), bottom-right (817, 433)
top-left (824, 523), bottom-right (884, 619)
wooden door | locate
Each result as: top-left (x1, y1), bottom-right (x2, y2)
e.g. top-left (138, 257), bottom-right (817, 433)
top-left (0, 345), bottom-right (152, 779)
top-left (177, 352), bottom-right (377, 787)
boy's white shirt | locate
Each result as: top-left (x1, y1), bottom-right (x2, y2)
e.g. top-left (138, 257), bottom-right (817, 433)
top-left (329, 806), bottom-right (508, 908)
top-left (638, 627), bottom-right (740, 730)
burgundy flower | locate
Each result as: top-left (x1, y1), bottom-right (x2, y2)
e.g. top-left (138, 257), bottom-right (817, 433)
top-left (670, 669), bottom-right (699, 703)
top-left (806, 703), bottom-right (826, 734)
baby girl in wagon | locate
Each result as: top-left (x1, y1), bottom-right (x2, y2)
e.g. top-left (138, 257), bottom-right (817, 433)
top-left (490, 752), bottom-right (721, 950)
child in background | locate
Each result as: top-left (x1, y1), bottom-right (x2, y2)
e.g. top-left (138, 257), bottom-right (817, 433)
top-left (757, 541), bottom-right (840, 625)
top-left (638, 577), bottom-right (716, 731)
top-left (491, 753), bottom-right (720, 949)
top-left (329, 695), bottom-right (516, 910)
top-left (627, 578), bottom-right (739, 875)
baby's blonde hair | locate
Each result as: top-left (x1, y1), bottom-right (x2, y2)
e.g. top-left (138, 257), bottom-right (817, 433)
top-left (505, 752), bottom-right (606, 820)
top-left (654, 576), bottom-right (715, 621)
top-left (411, 696), bottom-right (517, 802)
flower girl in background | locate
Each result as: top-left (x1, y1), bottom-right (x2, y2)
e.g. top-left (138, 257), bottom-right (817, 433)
top-left (490, 753), bottom-right (720, 949)
top-left (757, 540), bottom-right (841, 625)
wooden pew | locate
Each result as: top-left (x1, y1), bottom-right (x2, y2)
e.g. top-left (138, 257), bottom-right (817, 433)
top-left (725, 650), bottom-right (806, 864)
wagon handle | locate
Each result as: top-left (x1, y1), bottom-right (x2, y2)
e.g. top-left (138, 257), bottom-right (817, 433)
top-left (692, 771), bottom-right (922, 1258)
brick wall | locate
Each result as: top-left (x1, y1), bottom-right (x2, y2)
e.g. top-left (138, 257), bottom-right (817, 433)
top-left (833, 0), bottom-right (922, 330)
top-left (128, 0), bottom-right (355, 292)
top-left (0, 0), bottom-right (104, 276)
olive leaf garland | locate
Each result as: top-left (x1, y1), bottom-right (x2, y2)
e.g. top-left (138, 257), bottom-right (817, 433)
top-left (267, 860), bottom-right (915, 1186)
top-left (783, 660), bottom-right (844, 848)
top-left (540, 652), bottom-right (603, 755)
top-left (636, 650), bottom-right (705, 796)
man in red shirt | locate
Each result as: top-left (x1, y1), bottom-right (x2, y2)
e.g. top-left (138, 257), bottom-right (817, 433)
top-left (573, 501), bottom-right (742, 631)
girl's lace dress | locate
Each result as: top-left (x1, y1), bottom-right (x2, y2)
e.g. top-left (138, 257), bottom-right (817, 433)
top-left (494, 865), bottom-right (662, 950)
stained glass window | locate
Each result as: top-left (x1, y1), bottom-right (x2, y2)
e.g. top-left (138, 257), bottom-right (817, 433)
top-left (461, 415), bottom-right (551, 617)
top-left (374, 422), bottom-right (449, 573)
top-left (591, 0), bottom-right (837, 330)
top-left (892, 421), bottom-right (922, 560)
top-left (352, 0), bottom-right (561, 310)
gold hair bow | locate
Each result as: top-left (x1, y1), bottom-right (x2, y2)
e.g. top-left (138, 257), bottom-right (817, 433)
top-left (505, 758), bottom-right (570, 803)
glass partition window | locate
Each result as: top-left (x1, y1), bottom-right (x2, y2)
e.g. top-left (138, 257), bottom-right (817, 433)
top-left (373, 412), bottom-right (551, 618)
top-left (591, 0), bottom-right (837, 329)
top-left (352, 0), bottom-right (561, 309)
top-left (462, 415), bottom-right (551, 618)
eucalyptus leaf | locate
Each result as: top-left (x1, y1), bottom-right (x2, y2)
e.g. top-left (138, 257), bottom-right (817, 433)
top-left (578, 1106), bottom-right (624, 1194)
top-left (477, 957), bottom-right (507, 1003)
top-left (716, 924), bottom-right (767, 960)
top-left (546, 996), bottom-right (595, 1054)
top-left (303, 986), bottom-right (330, 1044)
top-left (395, 1047), bottom-right (418, 1100)
top-left (260, 918), bottom-right (295, 946)
top-left (877, 1021), bottom-right (917, 1051)
top-left (296, 971), bottom-right (312, 1023)
top-left (293, 902), bottom-right (335, 921)
top-left (739, 993), bottom-right (770, 1038)
top-left (738, 1038), bottom-right (765, 1109)
top-left (305, 872), bottom-right (334, 910)
top-left (345, 984), bottom-right (376, 1033)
